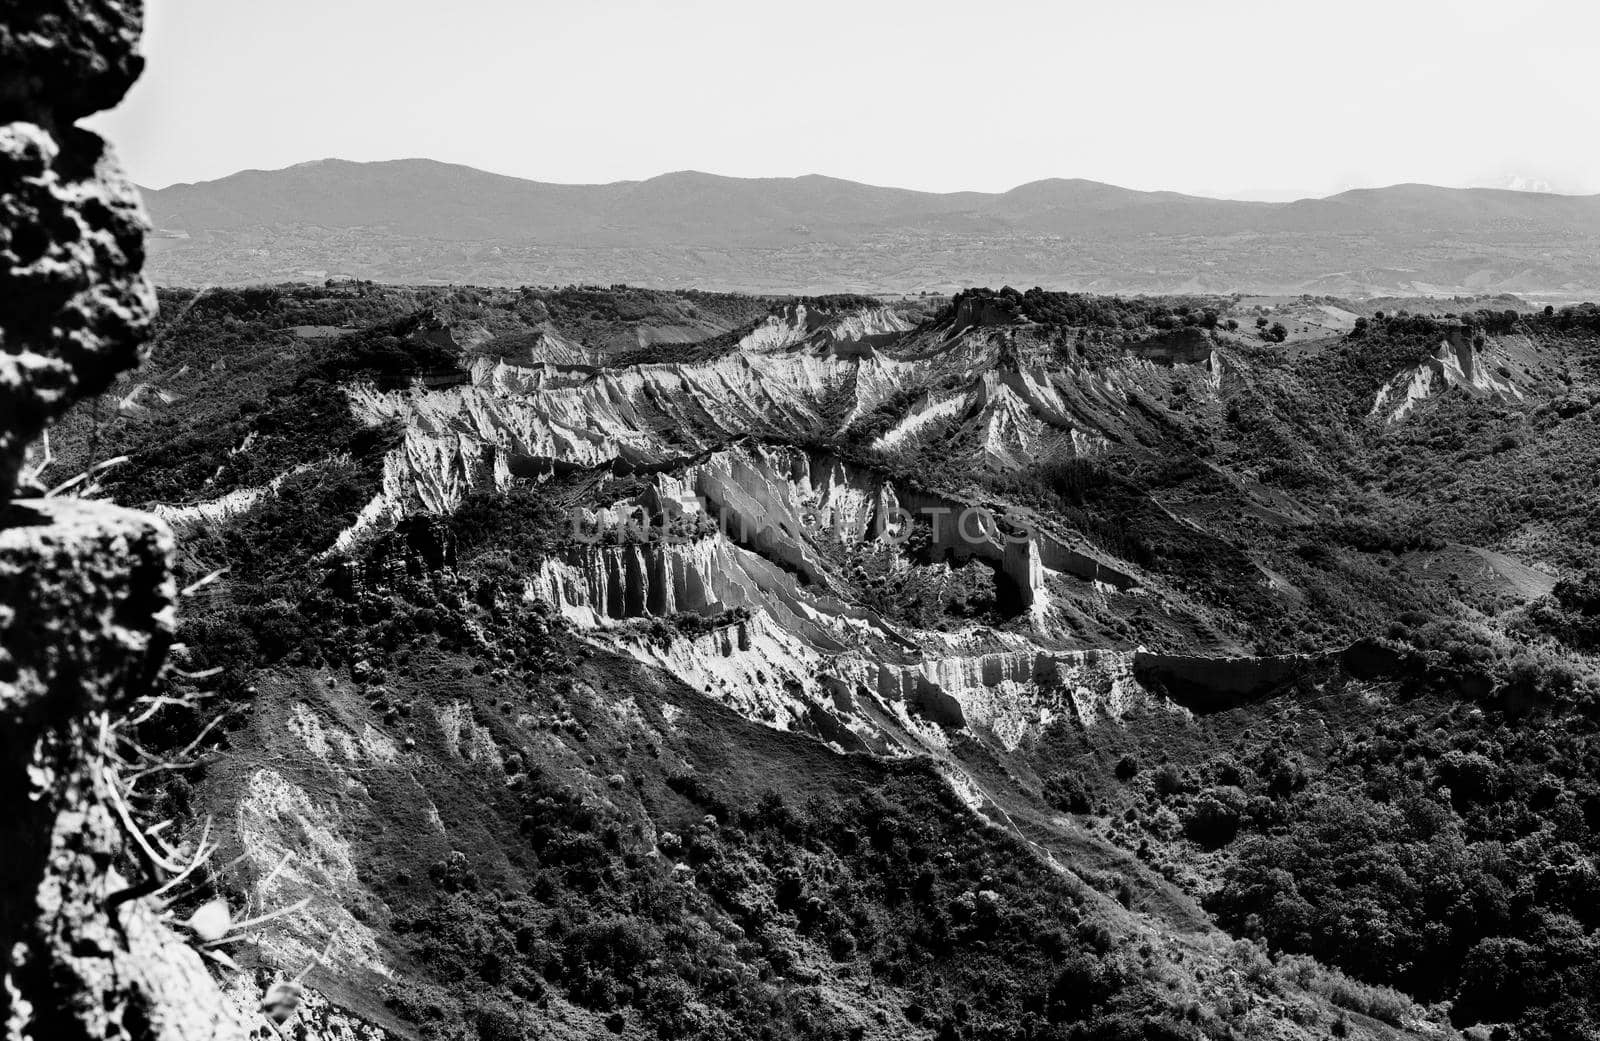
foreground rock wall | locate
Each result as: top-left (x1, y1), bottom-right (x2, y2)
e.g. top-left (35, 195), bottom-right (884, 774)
top-left (0, 0), bottom-right (157, 501)
top-left (1, 3), bottom-right (247, 1038)
top-left (0, 501), bottom-right (247, 1040)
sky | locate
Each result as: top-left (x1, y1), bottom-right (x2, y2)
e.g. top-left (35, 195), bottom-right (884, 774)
top-left (91, 0), bottom-right (1600, 199)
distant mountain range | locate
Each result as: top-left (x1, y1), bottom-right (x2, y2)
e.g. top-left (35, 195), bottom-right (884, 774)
top-left (141, 159), bottom-right (1600, 297)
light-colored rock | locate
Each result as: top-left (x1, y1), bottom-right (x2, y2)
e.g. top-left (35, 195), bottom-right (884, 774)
top-left (1370, 327), bottom-right (1522, 423)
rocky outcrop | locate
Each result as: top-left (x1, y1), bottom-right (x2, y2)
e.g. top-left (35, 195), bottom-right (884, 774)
top-left (1129, 327), bottom-right (1214, 366)
top-left (0, 1), bottom-right (147, 121)
top-left (670, 443), bottom-right (1136, 606)
top-left (531, 534), bottom-right (865, 653)
top-left (1036, 537), bottom-right (1137, 592)
top-left (1370, 326), bottom-right (1521, 423)
top-left (1, 500), bottom-right (247, 1040)
top-left (1, 3), bottom-right (246, 1038)
top-left (338, 307), bottom-right (925, 520)
top-left (1, 1), bottom-right (155, 502)
top-left (521, 441), bottom-right (1155, 749)
top-left (867, 357), bottom-right (1115, 470)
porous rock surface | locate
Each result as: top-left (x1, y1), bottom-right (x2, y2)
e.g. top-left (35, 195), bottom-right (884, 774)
top-left (1, 2), bottom-right (246, 1038)
top-left (0, 501), bottom-right (247, 1039)
top-left (0, 0), bottom-right (146, 122)
top-left (1, 1), bottom-right (155, 503)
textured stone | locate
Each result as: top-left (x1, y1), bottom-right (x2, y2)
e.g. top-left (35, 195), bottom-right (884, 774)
top-left (0, 0), bottom-right (145, 123)
top-left (0, 499), bottom-right (247, 1040)
top-left (1, 4), bottom-right (247, 1036)
top-left (0, 498), bottom-right (177, 970)
top-left (22, 805), bottom-right (253, 1041)
top-left (1, 0), bottom-right (155, 504)
top-left (0, 498), bottom-right (173, 728)
top-left (0, 122), bottom-right (154, 501)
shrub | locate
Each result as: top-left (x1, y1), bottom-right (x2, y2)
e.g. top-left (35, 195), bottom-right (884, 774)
top-left (1045, 773), bottom-right (1093, 814)
top-left (1182, 787), bottom-right (1246, 849)
top-left (1152, 763), bottom-right (1189, 797)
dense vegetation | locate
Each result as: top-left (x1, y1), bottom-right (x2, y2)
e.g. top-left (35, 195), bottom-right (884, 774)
top-left (939, 286), bottom-right (1231, 338)
top-left (388, 750), bottom-right (1207, 1041)
top-left (1054, 673), bottom-right (1600, 1041)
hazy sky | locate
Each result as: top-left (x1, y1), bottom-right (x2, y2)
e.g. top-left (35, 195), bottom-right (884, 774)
top-left (91, 0), bottom-right (1600, 198)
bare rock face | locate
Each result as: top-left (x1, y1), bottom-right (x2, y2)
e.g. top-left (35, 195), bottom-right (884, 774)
top-left (1, 0), bottom-right (155, 503)
top-left (1, 3), bottom-right (247, 1038)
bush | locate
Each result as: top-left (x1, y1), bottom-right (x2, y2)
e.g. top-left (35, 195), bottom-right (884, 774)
top-left (1045, 773), bottom-right (1093, 814)
top-left (1182, 787), bottom-right (1246, 849)
top-left (1152, 763), bottom-right (1190, 797)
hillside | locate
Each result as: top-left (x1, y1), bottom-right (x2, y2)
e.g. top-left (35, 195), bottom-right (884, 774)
top-left (45, 282), bottom-right (1600, 1041)
top-left (140, 161), bottom-right (1600, 297)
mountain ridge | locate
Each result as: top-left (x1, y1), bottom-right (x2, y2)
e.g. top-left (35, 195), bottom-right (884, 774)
top-left (139, 158), bottom-right (1600, 296)
top-left (142, 158), bottom-right (1600, 206)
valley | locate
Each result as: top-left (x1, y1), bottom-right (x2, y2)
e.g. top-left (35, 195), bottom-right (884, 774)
top-left (49, 281), bottom-right (1600, 1041)
top-left (13, 3), bottom-right (1600, 1040)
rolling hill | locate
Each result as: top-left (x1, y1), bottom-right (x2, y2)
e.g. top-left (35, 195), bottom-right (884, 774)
top-left (141, 160), bottom-right (1600, 297)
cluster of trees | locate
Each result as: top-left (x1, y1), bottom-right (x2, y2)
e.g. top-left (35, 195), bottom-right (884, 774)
top-left (937, 286), bottom-right (1231, 335)
top-left (1310, 507), bottom-right (1446, 555)
top-left (156, 284), bottom-right (408, 338)
top-left (105, 305), bottom-right (457, 508)
top-left (1085, 655), bottom-right (1600, 1041)
top-left (1203, 708), bottom-right (1600, 1041)
top-left (1302, 312), bottom-right (1461, 417)
top-left (522, 285), bottom-right (764, 329)
top-left (1348, 303), bottom-right (1600, 347)
top-left (386, 755), bottom-right (1215, 1041)
top-left (1253, 316), bottom-right (1289, 342)
top-left (786, 293), bottom-right (884, 313)
top-left (1444, 303), bottom-right (1600, 338)
top-left (1059, 652), bottom-right (1600, 1041)
top-left (1522, 572), bottom-right (1600, 651)
top-left (1371, 384), bottom-right (1600, 571)
top-left (104, 300), bottom-right (576, 708)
